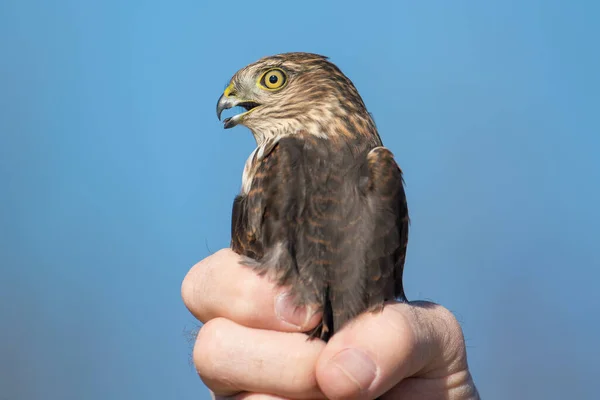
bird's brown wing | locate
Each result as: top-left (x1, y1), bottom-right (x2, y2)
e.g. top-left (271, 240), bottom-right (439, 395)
top-left (323, 145), bottom-right (408, 339)
top-left (365, 146), bottom-right (409, 303)
top-left (231, 135), bottom-right (408, 341)
top-left (231, 134), bottom-right (333, 315)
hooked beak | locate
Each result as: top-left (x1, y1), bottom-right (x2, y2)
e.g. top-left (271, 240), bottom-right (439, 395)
top-left (216, 93), bottom-right (238, 129)
top-left (216, 88), bottom-right (260, 129)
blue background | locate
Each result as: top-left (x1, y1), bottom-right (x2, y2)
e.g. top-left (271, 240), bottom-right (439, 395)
top-left (1, 1), bottom-right (598, 399)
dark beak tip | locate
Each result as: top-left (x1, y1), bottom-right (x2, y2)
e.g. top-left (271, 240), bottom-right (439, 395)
top-left (223, 117), bottom-right (234, 129)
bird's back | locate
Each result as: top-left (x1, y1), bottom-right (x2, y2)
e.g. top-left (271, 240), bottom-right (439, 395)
top-left (231, 132), bottom-right (408, 341)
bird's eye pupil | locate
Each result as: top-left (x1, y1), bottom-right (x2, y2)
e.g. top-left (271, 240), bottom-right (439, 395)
top-left (269, 75), bottom-right (278, 84)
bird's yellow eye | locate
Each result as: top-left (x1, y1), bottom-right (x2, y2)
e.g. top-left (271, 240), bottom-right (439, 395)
top-left (260, 69), bottom-right (287, 90)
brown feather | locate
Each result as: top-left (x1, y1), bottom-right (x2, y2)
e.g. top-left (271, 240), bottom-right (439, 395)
top-left (225, 53), bottom-right (409, 341)
top-left (231, 135), bottom-right (408, 341)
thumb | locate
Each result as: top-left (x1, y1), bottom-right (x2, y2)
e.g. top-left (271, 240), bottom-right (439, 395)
top-left (315, 302), bottom-right (469, 400)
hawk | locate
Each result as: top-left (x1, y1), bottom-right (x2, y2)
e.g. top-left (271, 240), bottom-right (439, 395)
top-left (216, 53), bottom-right (409, 341)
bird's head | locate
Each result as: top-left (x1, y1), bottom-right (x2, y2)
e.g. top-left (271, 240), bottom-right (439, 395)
top-left (216, 52), bottom-right (379, 145)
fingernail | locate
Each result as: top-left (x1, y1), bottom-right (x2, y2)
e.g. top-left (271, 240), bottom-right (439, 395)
top-left (275, 292), bottom-right (308, 329)
top-left (329, 349), bottom-right (377, 391)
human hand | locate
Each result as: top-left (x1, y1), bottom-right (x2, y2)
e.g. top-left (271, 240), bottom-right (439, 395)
top-left (182, 249), bottom-right (479, 400)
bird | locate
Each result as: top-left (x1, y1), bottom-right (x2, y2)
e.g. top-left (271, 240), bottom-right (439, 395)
top-left (216, 52), bottom-right (409, 342)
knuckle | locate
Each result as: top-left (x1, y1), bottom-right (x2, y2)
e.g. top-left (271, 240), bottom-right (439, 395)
top-left (181, 263), bottom-right (202, 312)
top-left (432, 305), bottom-right (465, 345)
top-left (182, 249), bottom-right (231, 321)
top-left (182, 258), bottom-right (213, 315)
top-left (428, 305), bottom-right (468, 371)
top-left (193, 317), bottom-right (231, 381)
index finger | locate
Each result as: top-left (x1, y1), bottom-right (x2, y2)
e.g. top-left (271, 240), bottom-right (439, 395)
top-left (181, 248), bottom-right (322, 332)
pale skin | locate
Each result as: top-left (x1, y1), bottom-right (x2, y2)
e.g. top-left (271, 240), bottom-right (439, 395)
top-left (182, 249), bottom-right (480, 400)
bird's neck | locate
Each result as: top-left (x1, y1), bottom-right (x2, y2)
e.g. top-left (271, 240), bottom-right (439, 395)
top-left (250, 113), bottom-right (381, 148)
